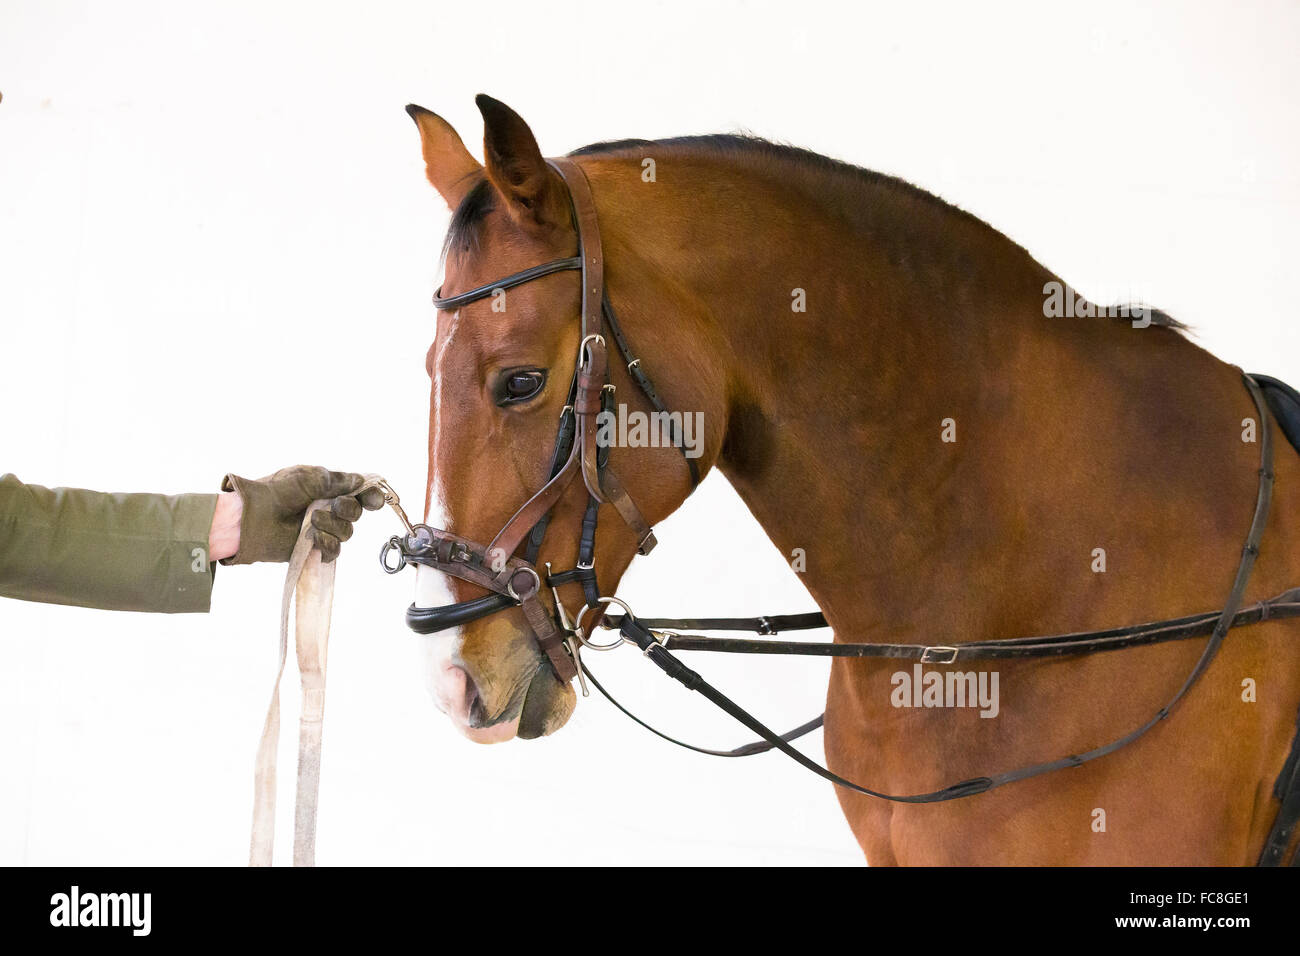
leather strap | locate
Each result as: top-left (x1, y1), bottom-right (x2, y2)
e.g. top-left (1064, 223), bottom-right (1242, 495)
top-left (406, 156), bottom-right (676, 686)
top-left (523, 398), bottom-right (579, 566)
top-left (405, 592), bottom-right (515, 634)
top-left (603, 293), bottom-right (702, 489)
top-left (393, 525), bottom-right (579, 681)
top-left (607, 611), bottom-right (830, 634)
top-left (600, 467), bottom-right (657, 555)
top-left (433, 256), bottom-right (582, 311)
top-left (654, 588), bottom-right (1300, 660)
top-left (599, 374), bottom-right (1279, 806)
top-left (576, 338), bottom-right (608, 502)
top-left (251, 473), bottom-right (389, 866)
top-left (487, 446), bottom-right (580, 563)
top-left (583, 663), bottom-right (824, 757)
top-left (520, 586), bottom-right (578, 682)
top-left (548, 158), bottom-right (605, 342)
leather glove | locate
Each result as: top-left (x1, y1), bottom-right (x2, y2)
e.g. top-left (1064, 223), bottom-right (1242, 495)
top-left (220, 466), bottom-right (386, 565)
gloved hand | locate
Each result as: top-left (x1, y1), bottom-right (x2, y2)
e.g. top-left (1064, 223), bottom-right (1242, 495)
top-left (219, 466), bottom-right (385, 565)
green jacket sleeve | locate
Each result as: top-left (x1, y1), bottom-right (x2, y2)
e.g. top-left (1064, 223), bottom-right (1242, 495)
top-left (0, 473), bottom-right (219, 613)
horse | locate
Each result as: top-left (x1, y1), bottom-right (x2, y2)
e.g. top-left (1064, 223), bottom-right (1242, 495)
top-left (403, 94), bottom-right (1300, 864)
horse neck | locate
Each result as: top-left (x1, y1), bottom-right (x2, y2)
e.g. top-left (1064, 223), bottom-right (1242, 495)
top-left (589, 150), bottom-right (1215, 634)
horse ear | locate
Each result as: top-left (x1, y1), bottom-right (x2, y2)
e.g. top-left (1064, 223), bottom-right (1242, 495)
top-left (405, 104), bottom-right (483, 210)
top-left (475, 94), bottom-right (566, 231)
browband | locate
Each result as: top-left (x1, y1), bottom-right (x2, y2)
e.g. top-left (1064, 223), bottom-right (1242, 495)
top-left (433, 255), bottom-right (584, 311)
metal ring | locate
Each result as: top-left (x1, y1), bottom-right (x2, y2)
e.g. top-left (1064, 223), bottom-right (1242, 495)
top-left (505, 566), bottom-right (542, 601)
top-left (574, 595), bottom-right (634, 651)
top-left (379, 537), bottom-right (407, 574)
top-left (405, 524), bottom-right (434, 553)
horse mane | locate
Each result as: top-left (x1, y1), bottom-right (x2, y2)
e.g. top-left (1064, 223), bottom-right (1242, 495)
top-left (442, 132), bottom-right (1185, 332)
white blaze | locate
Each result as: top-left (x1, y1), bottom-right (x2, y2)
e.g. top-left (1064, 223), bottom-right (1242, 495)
top-left (419, 309), bottom-right (463, 711)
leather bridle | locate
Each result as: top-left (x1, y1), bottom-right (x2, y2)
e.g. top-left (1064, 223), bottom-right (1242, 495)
top-left (378, 155), bottom-right (1300, 864)
top-left (380, 157), bottom-right (699, 684)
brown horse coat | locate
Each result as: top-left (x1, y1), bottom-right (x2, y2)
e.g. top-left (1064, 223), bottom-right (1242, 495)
top-left (410, 96), bottom-right (1300, 865)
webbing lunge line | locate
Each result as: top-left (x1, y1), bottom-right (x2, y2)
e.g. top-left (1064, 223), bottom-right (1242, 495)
top-left (249, 474), bottom-right (396, 867)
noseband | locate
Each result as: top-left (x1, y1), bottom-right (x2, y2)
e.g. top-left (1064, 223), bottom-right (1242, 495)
top-left (381, 157), bottom-right (699, 683)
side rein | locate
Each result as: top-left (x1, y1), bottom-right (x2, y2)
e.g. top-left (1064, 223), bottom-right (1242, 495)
top-left (379, 157), bottom-right (1300, 865)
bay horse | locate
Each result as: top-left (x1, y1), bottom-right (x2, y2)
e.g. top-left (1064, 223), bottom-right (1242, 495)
top-left (405, 94), bottom-right (1300, 865)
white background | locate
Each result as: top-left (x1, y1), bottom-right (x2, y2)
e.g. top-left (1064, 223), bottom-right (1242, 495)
top-left (1, 0), bottom-right (1297, 866)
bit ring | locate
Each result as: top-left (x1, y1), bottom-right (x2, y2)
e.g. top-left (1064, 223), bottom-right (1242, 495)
top-left (574, 595), bottom-right (634, 651)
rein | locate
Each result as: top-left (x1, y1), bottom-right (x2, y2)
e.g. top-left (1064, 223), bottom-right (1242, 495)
top-left (519, 376), bottom-right (1278, 807)
top-left (250, 474), bottom-right (393, 867)
top-left (377, 154), bottom-right (1300, 864)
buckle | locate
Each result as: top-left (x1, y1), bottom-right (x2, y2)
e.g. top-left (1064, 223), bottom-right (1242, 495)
top-left (919, 646), bottom-right (960, 664)
top-left (757, 616), bottom-right (776, 635)
top-left (578, 334), bottom-right (606, 369)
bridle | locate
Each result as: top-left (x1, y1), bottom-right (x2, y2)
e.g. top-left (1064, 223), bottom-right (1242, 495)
top-left (380, 157), bottom-right (700, 685)
top-left (377, 156), bottom-right (1300, 864)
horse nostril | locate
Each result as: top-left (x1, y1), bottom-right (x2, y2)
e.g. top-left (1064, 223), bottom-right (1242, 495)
top-left (436, 662), bottom-right (480, 724)
top-left (463, 674), bottom-right (484, 723)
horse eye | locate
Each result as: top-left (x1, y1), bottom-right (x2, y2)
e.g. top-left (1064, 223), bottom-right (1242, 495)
top-left (499, 369), bottom-right (547, 405)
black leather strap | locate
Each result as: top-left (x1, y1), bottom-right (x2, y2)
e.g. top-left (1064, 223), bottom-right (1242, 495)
top-left (607, 611), bottom-right (829, 634)
top-left (405, 593), bottom-right (515, 634)
top-left (616, 614), bottom-right (992, 803)
top-left (582, 662), bottom-right (824, 757)
top-left (433, 256), bottom-right (583, 311)
top-left (600, 373), bottom-right (1279, 807)
top-left (603, 294), bottom-right (702, 488)
top-left (523, 376), bottom-right (579, 566)
top-left (655, 589), bottom-right (1300, 660)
